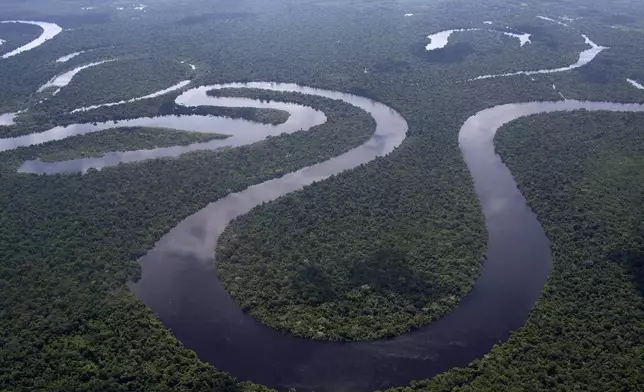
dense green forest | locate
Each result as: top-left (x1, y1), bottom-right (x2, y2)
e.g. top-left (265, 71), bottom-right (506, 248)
top-left (216, 126), bottom-right (484, 341)
top-left (50, 58), bottom-right (192, 109)
top-left (217, 164), bottom-right (484, 340)
top-left (387, 111), bottom-right (644, 392)
top-left (2, 0), bottom-right (644, 390)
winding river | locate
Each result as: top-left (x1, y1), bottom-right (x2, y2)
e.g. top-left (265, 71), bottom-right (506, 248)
top-left (5, 85), bottom-right (642, 391)
top-left (128, 98), bottom-right (644, 392)
top-left (2, 15), bottom-right (644, 392)
top-left (472, 34), bottom-right (607, 80)
top-left (10, 84), bottom-right (330, 173)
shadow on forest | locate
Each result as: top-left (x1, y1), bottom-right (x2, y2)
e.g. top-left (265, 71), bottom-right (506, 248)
top-left (292, 249), bottom-right (434, 307)
top-left (609, 218), bottom-right (644, 298)
top-left (347, 86), bottom-right (379, 101)
top-left (578, 64), bottom-right (610, 84)
top-left (0, 22), bottom-right (40, 36)
top-left (349, 249), bottom-right (434, 305)
top-left (374, 60), bottom-right (410, 73)
top-left (612, 245), bottom-right (644, 298)
top-left (578, 58), bottom-right (626, 84)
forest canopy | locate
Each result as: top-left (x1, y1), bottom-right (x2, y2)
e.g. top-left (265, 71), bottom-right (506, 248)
top-left (2, 0), bottom-right (644, 390)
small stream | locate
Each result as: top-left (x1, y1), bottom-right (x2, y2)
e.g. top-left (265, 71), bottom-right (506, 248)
top-left (38, 59), bottom-right (117, 95)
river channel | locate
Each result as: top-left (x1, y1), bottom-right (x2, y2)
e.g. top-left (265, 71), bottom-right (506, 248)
top-left (125, 91), bottom-right (644, 391)
top-left (1, 12), bottom-right (643, 392)
top-left (2, 81), bottom-right (644, 391)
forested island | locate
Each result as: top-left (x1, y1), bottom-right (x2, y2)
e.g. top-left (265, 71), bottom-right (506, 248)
top-left (35, 126), bottom-right (229, 162)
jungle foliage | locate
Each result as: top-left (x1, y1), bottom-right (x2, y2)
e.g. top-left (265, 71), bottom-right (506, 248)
top-left (2, 0), bottom-right (644, 390)
top-left (217, 151), bottom-right (484, 341)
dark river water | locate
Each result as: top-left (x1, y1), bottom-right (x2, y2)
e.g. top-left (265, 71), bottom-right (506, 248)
top-left (131, 98), bottom-right (644, 392)
top-left (2, 83), bottom-right (643, 391)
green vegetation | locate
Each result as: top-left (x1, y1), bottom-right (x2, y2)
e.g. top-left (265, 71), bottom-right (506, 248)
top-left (217, 149), bottom-right (484, 341)
top-left (2, 0), bottom-right (644, 390)
top-left (217, 167), bottom-right (484, 340)
top-left (208, 91), bottom-right (483, 341)
top-left (388, 111), bottom-right (644, 392)
top-left (173, 101), bottom-right (290, 126)
top-left (33, 127), bottom-right (228, 162)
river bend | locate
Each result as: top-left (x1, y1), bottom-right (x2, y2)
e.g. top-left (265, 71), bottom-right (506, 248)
top-left (0, 11), bottom-right (641, 392)
top-left (0, 21), bottom-right (62, 59)
top-left (3, 79), bottom-right (643, 391)
top-left (130, 93), bottom-right (644, 392)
